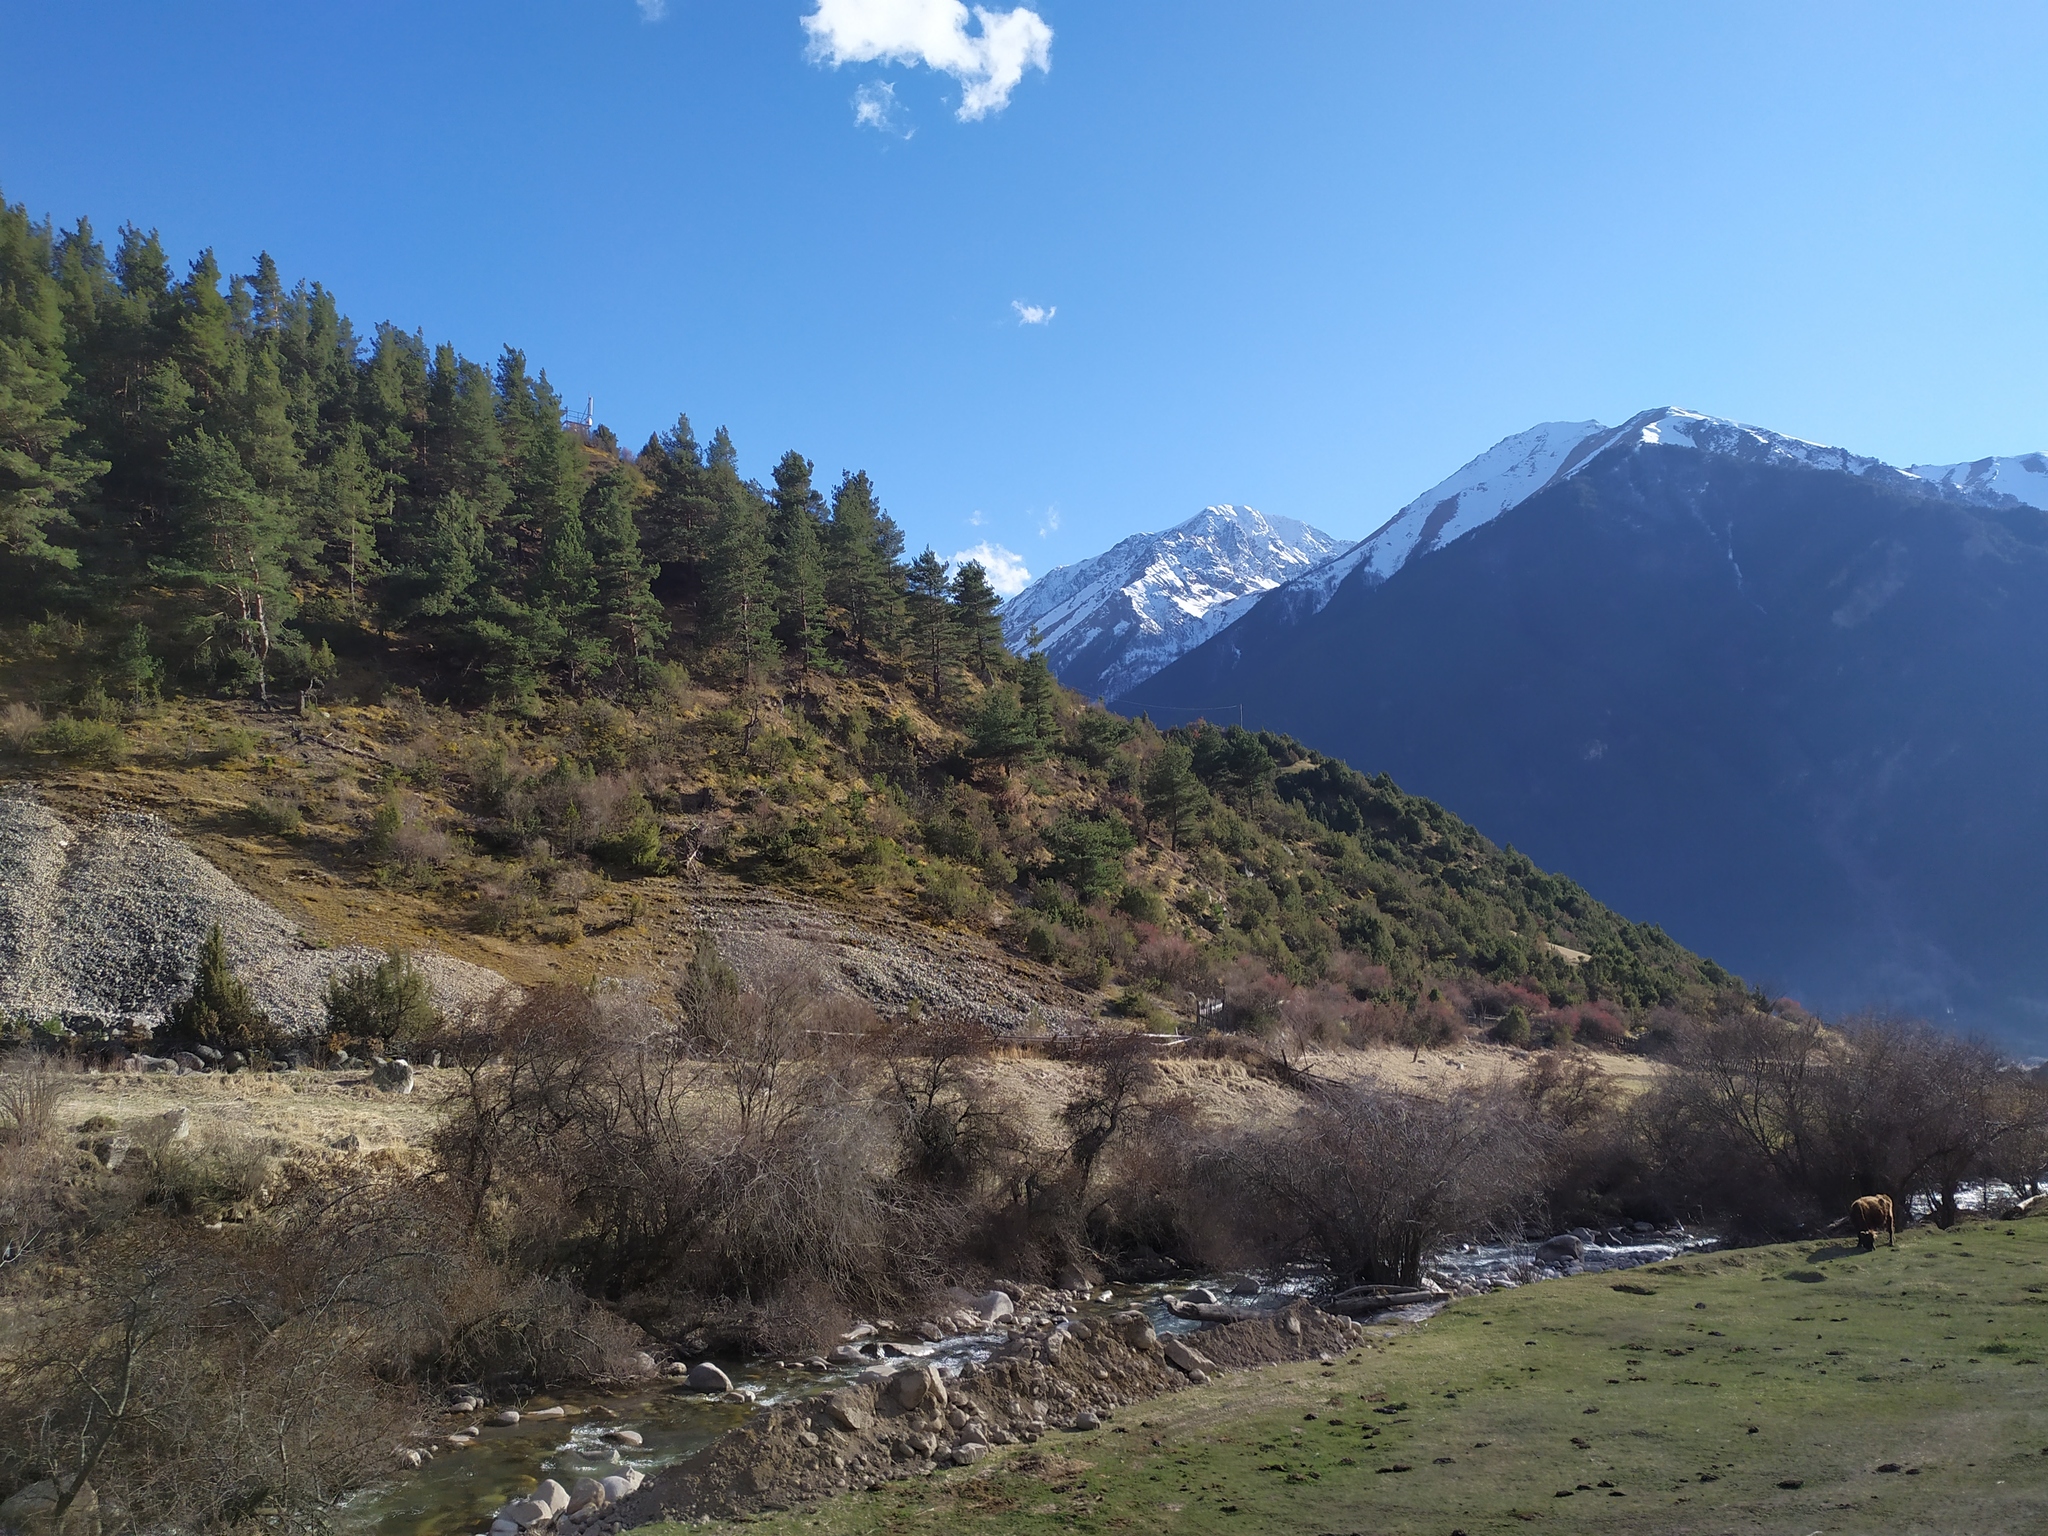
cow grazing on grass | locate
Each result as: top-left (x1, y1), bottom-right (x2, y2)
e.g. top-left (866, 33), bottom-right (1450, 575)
top-left (1851, 1194), bottom-right (1895, 1249)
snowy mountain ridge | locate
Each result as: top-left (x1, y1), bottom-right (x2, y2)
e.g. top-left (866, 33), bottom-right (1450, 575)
top-left (1266, 407), bottom-right (2048, 623)
top-left (1001, 505), bottom-right (1348, 701)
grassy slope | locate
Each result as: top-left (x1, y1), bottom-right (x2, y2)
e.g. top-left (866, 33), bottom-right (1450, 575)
top-left (661, 1218), bottom-right (2048, 1536)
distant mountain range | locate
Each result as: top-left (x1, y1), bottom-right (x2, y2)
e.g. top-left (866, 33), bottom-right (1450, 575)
top-left (1105, 408), bottom-right (2048, 1045)
top-left (1000, 505), bottom-right (1347, 701)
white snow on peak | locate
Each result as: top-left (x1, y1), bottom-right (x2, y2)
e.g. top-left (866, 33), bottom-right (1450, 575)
top-left (1263, 407), bottom-right (2046, 622)
top-left (1284, 420), bottom-right (1609, 615)
top-left (1907, 454), bottom-right (2048, 512)
top-left (1002, 504), bottom-right (1348, 699)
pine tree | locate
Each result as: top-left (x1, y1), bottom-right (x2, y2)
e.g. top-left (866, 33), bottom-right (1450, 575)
top-left (637, 412), bottom-right (720, 591)
top-left (168, 923), bottom-right (277, 1053)
top-left (769, 450), bottom-right (828, 692)
top-left (707, 482), bottom-right (780, 701)
top-left (949, 559), bottom-right (1004, 681)
top-left (1018, 652), bottom-right (1059, 740)
top-left (168, 428), bottom-right (297, 701)
top-left (966, 683), bottom-right (1042, 777)
top-left (1142, 741), bottom-right (1208, 850)
top-left (584, 466), bottom-right (668, 683)
top-left (906, 548), bottom-right (954, 702)
top-left (314, 433), bottom-right (382, 611)
top-left (0, 198), bottom-right (102, 588)
top-left (825, 469), bottom-right (904, 658)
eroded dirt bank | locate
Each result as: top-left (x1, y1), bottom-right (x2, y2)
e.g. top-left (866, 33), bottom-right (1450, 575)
top-left (610, 1301), bottom-right (1363, 1527)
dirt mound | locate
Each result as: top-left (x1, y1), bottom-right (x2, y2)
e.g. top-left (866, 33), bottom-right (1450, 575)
top-left (0, 796), bottom-right (508, 1036)
top-left (612, 1302), bottom-right (1361, 1527)
top-left (667, 883), bottom-right (1087, 1032)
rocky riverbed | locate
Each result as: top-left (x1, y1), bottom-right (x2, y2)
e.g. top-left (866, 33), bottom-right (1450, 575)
top-left (352, 1228), bottom-right (1716, 1536)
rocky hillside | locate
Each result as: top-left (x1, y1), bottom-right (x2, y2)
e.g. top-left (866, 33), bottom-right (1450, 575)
top-left (0, 796), bottom-right (505, 1036)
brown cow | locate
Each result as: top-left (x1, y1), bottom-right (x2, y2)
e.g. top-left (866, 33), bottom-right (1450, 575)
top-left (1851, 1194), bottom-right (1895, 1249)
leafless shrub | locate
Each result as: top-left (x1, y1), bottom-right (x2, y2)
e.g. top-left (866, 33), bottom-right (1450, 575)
top-left (1, 700), bottom-right (45, 752)
top-left (1231, 1080), bottom-right (1548, 1286)
top-left (0, 1054), bottom-right (64, 1147)
top-left (1639, 1009), bottom-right (2037, 1235)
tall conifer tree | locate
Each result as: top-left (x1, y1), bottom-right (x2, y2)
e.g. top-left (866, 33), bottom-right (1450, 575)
top-left (769, 450), bottom-right (828, 692)
top-left (825, 469), bottom-right (904, 658)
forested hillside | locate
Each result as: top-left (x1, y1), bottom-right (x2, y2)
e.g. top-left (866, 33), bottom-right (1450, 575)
top-left (0, 193), bottom-right (1737, 1041)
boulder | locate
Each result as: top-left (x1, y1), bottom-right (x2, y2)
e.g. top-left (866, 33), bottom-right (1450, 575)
top-left (1534, 1234), bottom-right (1585, 1264)
top-left (974, 1289), bottom-right (1015, 1323)
top-left (94, 1134), bottom-right (132, 1171)
top-left (370, 1058), bottom-right (415, 1095)
top-left (0, 1479), bottom-right (99, 1536)
top-left (148, 1107), bottom-right (191, 1143)
top-left (894, 1365), bottom-right (947, 1412)
top-left (1162, 1337), bottom-right (1212, 1374)
top-left (526, 1405), bottom-right (567, 1420)
top-left (684, 1361), bottom-right (733, 1393)
top-left (533, 1480), bottom-right (570, 1516)
top-left (841, 1322), bottom-right (877, 1341)
top-left (193, 1043), bottom-right (223, 1063)
top-left (498, 1498), bottom-right (550, 1529)
top-left (1179, 1287), bottom-right (1219, 1306)
top-left (565, 1479), bottom-right (608, 1517)
top-left (598, 1469), bottom-right (642, 1502)
top-left (822, 1386), bottom-right (874, 1433)
top-left (828, 1344), bottom-right (866, 1364)
top-left (491, 1409), bottom-right (521, 1426)
top-left (173, 1051), bottom-right (206, 1073)
top-left (1229, 1277), bottom-right (1262, 1297)
top-left (625, 1351), bottom-right (658, 1377)
top-left (1071, 1409), bottom-right (1101, 1431)
top-left (913, 1319), bottom-right (945, 1342)
top-left (1056, 1262), bottom-right (1099, 1294)
top-left (1118, 1312), bottom-right (1159, 1352)
top-left (952, 1441), bottom-right (989, 1465)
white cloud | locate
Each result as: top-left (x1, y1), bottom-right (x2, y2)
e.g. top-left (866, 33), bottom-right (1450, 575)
top-left (804, 0), bottom-right (1053, 121)
top-left (636, 0), bottom-right (667, 19)
top-left (951, 541), bottom-right (1032, 596)
top-left (1011, 299), bottom-right (1055, 325)
top-left (1037, 506), bottom-right (1061, 538)
top-left (967, 509), bottom-right (985, 526)
top-left (852, 80), bottom-right (912, 135)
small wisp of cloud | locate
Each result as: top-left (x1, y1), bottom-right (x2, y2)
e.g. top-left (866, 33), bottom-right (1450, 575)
top-left (853, 80), bottom-right (912, 135)
top-left (1012, 300), bottom-right (1055, 326)
top-left (951, 541), bottom-right (1032, 597)
top-left (635, 0), bottom-right (667, 20)
top-left (804, 0), bottom-right (1053, 121)
top-left (1037, 506), bottom-right (1061, 538)
top-left (967, 509), bottom-right (985, 527)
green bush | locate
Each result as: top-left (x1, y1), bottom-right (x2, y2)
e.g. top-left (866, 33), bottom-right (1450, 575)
top-left (1115, 884), bottom-right (1167, 924)
top-left (245, 795), bottom-right (304, 837)
top-left (30, 715), bottom-right (127, 764)
top-left (921, 861), bottom-right (982, 921)
top-left (1494, 1005), bottom-right (1532, 1048)
top-left (167, 925), bottom-right (279, 1055)
top-left (322, 951), bottom-right (440, 1052)
top-left (209, 724), bottom-right (260, 762)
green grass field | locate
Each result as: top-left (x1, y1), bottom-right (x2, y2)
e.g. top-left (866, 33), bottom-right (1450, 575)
top-left (654, 1217), bottom-right (2048, 1535)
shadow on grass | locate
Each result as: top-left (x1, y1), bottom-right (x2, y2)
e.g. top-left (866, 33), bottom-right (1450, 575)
top-left (1802, 1243), bottom-right (1869, 1263)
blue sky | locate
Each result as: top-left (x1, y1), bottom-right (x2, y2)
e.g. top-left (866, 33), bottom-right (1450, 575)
top-left (3, 1), bottom-right (2044, 592)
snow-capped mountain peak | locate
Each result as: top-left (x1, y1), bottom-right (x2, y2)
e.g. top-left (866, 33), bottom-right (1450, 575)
top-left (1282, 419), bottom-right (1609, 616)
top-left (1267, 407), bottom-right (2048, 623)
top-left (1906, 453), bottom-right (2048, 511)
top-left (1002, 504), bottom-right (1348, 700)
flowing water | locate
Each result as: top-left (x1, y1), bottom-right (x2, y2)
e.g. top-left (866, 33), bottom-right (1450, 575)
top-left (342, 1227), bottom-right (1713, 1536)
